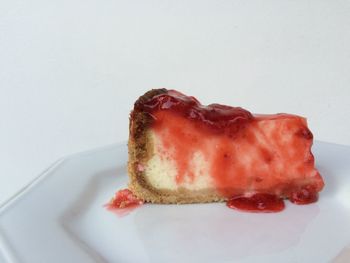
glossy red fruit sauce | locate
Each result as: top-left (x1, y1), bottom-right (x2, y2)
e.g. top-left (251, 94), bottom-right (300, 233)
top-left (105, 189), bottom-right (143, 216)
top-left (289, 186), bottom-right (319, 205)
top-left (134, 89), bottom-right (253, 134)
top-left (226, 193), bottom-right (285, 213)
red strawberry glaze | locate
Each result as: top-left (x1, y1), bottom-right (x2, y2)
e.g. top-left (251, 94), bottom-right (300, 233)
top-left (105, 189), bottom-right (143, 216)
top-left (289, 186), bottom-right (319, 205)
top-left (133, 90), bottom-right (324, 213)
top-left (227, 193), bottom-right (285, 213)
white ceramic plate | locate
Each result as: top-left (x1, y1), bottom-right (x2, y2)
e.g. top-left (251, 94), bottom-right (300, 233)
top-left (0, 141), bottom-right (350, 263)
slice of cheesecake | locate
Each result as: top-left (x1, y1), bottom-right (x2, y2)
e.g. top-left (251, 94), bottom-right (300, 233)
top-left (127, 89), bottom-right (324, 205)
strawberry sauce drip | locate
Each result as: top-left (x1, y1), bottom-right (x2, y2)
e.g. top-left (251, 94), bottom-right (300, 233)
top-left (226, 193), bottom-right (285, 213)
top-left (105, 189), bottom-right (143, 216)
top-left (289, 186), bottom-right (319, 205)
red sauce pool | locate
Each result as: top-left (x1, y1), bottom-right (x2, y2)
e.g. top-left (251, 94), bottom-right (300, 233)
top-left (289, 186), bottom-right (319, 205)
top-left (226, 193), bottom-right (285, 213)
top-left (226, 188), bottom-right (318, 213)
top-left (105, 189), bottom-right (143, 216)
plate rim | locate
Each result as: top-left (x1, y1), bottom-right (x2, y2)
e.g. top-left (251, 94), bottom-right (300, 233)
top-left (0, 143), bottom-right (126, 262)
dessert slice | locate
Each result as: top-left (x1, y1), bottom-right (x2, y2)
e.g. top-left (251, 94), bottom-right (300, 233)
top-left (128, 89), bottom-right (324, 207)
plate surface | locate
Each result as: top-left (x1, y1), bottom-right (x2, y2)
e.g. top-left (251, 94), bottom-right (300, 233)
top-left (0, 142), bottom-right (350, 263)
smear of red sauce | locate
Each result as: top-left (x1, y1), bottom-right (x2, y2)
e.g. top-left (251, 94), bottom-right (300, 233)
top-left (289, 186), bottom-right (319, 205)
top-left (227, 193), bottom-right (285, 213)
top-left (133, 90), bottom-right (324, 213)
top-left (105, 189), bottom-right (143, 216)
top-left (226, 187), bottom-right (318, 213)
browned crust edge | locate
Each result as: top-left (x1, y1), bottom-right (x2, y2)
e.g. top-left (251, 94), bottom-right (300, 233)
top-left (127, 88), bottom-right (225, 204)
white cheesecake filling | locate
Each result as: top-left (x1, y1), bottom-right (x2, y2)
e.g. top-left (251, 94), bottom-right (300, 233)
top-left (145, 131), bottom-right (214, 190)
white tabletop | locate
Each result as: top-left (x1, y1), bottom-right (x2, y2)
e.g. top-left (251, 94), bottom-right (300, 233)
top-left (1, 0), bottom-right (350, 205)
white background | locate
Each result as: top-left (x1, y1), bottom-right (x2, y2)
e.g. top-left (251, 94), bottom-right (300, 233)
top-left (1, 0), bottom-right (350, 205)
